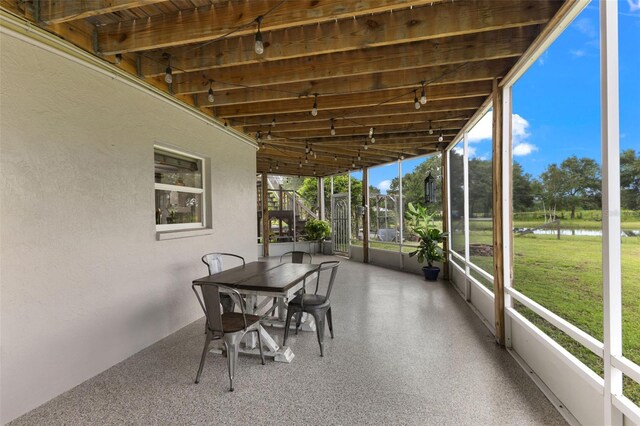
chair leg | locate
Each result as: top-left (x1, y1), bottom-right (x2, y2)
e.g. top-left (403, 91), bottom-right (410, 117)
top-left (255, 326), bottom-right (265, 365)
top-left (295, 312), bottom-right (303, 335)
top-left (327, 307), bottom-right (334, 339)
top-left (312, 311), bottom-right (326, 357)
top-left (283, 308), bottom-right (297, 346)
top-left (223, 335), bottom-right (241, 392)
top-left (195, 333), bottom-right (212, 384)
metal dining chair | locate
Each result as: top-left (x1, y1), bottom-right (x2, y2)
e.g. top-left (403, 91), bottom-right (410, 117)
top-left (192, 282), bottom-right (265, 391)
top-left (201, 253), bottom-right (245, 313)
top-left (283, 261), bottom-right (340, 357)
top-left (279, 250), bottom-right (312, 264)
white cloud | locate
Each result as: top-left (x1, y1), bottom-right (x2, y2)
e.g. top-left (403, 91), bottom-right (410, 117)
top-left (512, 113), bottom-right (531, 144)
top-left (570, 49), bottom-right (586, 58)
top-left (466, 112), bottom-right (493, 142)
top-left (627, 0), bottom-right (640, 12)
top-left (513, 142), bottom-right (538, 157)
top-left (574, 18), bottom-right (597, 38)
top-left (377, 180), bottom-right (391, 193)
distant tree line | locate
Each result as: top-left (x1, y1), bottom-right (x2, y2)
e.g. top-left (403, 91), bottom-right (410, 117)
top-left (290, 148), bottom-right (639, 223)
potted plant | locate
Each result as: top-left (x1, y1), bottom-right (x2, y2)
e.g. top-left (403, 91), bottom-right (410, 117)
top-left (405, 202), bottom-right (448, 281)
top-left (304, 219), bottom-right (331, 253)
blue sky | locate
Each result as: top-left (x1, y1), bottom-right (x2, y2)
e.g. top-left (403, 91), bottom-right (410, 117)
top-left (368, 0), bottom-right (640, 193)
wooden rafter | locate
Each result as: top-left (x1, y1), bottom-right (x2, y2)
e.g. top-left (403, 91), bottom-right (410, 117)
top-left (39, 1), bottom-right (165, 25)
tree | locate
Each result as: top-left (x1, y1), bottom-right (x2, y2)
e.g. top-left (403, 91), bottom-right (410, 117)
top-left (512, 161), bottom-right (534, 212)
top-left (620, 149), bottom-right (640, 210)
top-left (388, 153), bottom-right (442, 212)
top-left (540, 156), bottom-right (601, 219)
top-left (468, 157), bottom-right (492, 217)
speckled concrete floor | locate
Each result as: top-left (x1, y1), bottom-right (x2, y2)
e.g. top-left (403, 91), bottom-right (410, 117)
top-left (10, 256), bottom-right (567, 425)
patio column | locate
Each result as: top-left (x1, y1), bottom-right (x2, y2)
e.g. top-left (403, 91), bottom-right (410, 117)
top-left (441, 150), bottom-right (449, 281)
top-left (362, 166), bottom-right (370, 263)
top-left (492, 78), bottom-right (506, 346)
top-left (261, 172), bottom-right (269, 257)
top-left (318, 177), bottom-right (325, 221)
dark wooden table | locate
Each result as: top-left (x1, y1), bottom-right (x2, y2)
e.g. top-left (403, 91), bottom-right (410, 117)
top-left (192, 261), bottom-right (319, 362)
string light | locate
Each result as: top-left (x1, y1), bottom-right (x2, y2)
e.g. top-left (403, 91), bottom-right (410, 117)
top-left (369, 127), bottom-right (374, 138)
top-left (429, 120), bottom-right (434, 135)
top-left (413, 90), bottom-right (420, 110)
top-left (334, 154), bottom-right (337, 161)
top-left (305, 155), bottom-right (309, 164)
top-left (305, 143), bottom-right (310, 154)
top-left (363, 139), bottom-right (368, 150)
top-left (207, 80), bottom-right (214, 103)
top-left (255, 16), bottom-right (264, 55)
top-left (164, 55), bottom-right (173, 84)
top-left (357, 151), bottom-right (361, 161)
top-left (299, 161), bottom-right (302, 168)
top-left (313, 170), bottom-right (316, 175)
top-left (309, 145), bottom-right (313, 155)
top-left (267, 129), bottom-right (272, 140)
top-left (438, 130), bottom-right (444, 142)
top-left (271, 117), bottom-right (276, 127)
top-left (330, 119), bottom-right (336, 135)
top-left (420, 81), bottom-right (427, 105)
top-left (114, 54), bottom-right (122, 65)
top-left (352, 159), bottom-right (356, 168)
top-left (256, 131), bottom-right (262, 142)
top-left (311, 94), bottom-right (318, 116)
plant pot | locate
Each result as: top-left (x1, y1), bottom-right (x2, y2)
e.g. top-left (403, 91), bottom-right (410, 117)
top-left (422, 266), bottom-right (440, 281)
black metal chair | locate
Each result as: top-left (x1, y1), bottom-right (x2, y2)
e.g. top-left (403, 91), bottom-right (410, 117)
top-left (192, 282), bottom-right (265, 391)
top-left (201, 253), bottom-right (245, 313)
top-left (283, 261), bottom-right (340, 357)
top-left (279, 250), bottom-right (312, 264)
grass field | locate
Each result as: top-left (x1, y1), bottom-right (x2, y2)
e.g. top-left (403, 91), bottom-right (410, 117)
top-left (351, 219), bottom-right (640, 404)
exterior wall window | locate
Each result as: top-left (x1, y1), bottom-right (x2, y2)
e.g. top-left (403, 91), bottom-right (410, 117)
top-left (154, 146), bottom-right (205, 231)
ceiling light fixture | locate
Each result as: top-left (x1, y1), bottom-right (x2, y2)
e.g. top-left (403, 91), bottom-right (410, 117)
top-left (255, 16), bottom-right (264, 55)
top-left (311, 94), bottom-right (318, 116)
top-left (420, 81), bottom-right (427, 105)
top-left (207, 80), bottom-right (214, 103)
top-left (414, 90), bottom-right (420, 110)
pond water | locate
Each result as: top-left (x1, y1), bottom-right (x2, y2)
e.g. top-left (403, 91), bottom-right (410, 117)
top-left (517, 229), bottom-right (640, 237)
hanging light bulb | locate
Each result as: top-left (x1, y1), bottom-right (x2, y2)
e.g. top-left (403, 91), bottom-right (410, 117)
top-left (275, 162), bottom-right (279, 170)
top-left (309, 145), bottom-right (313, 155)
top-left (305, 155), bottom-right (308, 164)
top-left (269, 164), bottom-right (273, 172)
top-left (313, 169), bottom-right (316, 175)
top-left (299, 161), bottom-right (302, 168)
top-left (207, 80), bottom-right (215, 103)
top-left (363, 140), bottom-right (368, 150)
top-left (357, 151), bottom-right (361, 161)
top-left (330, 119), bottom-right (336, 135)
top-left (114, 53), bottom-right (122, 65)
top-left (271, 117), bottom-right (276, 127)
top-left (400, 154), bottom-right (405, 160)
top-left (438, 130), bottom-right (444, 142)
top-left (255, 16), bottom-right (264, 55)
top-left (369, 127), bottom-right (374, 138)
top-left (314, 151), bottom-right (317, 159)
top-left (414, 91), bottom-right (420, 110)
top-left (420, 82), bottom-right (427, 105)
top-left (428, 120), bottom-right (434, 135)
top-left (311, 94), bottom-right (318, 116)
top-left (164, 66), bottom-right (173, 84)
top-left (334, 154), bottom-right (337, 161)
top-left (371, 135), bottom-right (375, 144)
top-left (267, 129), bottom-right (272, 140)
top-left (305, 143), bottom-right (310, 154)
top-left (352, 160), bottom-right (356, 168)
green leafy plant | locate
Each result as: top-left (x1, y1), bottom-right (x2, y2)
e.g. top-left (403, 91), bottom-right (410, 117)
top-left (304, 219), bottom-right (331, 241)
top-left (405, 202), bottom-right (448, 267)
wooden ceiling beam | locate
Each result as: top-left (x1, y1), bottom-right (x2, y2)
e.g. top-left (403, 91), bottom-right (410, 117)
top-left (140, 0), bottom-right (556, 76)
top-left (243, 110), bottom-right (473, 133)
top-left (97, 0), bottom-right (443, 55)
top-left (182, 59), bottom-right (512, 107)
top-left (39, 1), bottom-right (166, 25)
top-left (263, 120), bottom-right (467, 140)
top-left (228, 96), bottom-right (485, 127)
top-left (213, 81), bottom-right (492, 118)
top-left (171, 27), bottom-right (535, 93)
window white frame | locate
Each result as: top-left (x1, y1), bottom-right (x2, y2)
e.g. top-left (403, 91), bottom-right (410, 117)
top-left (154, 145), bottom-right (206, 232)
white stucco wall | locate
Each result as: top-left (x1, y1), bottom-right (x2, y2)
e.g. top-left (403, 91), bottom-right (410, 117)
top-left (0, 32), bottom-right (257, 423)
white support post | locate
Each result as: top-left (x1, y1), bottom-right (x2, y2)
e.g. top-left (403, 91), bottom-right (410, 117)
top-left (463, 132), bottom-right (471, 301)
top-left (292, 191), bottom-right (297, 251)
top-left (348, 172), bottom-right (352, 249)
top-left (446, 149), bottom-right (452, 277)
top-left (318, 177), bottom-right (325, 221)
top-left (398, 159), bottom-right (404, 263)
top-left (600, 1), bottom-right (623, 424)
top-left (502, 84), bottom-right (514, 348)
